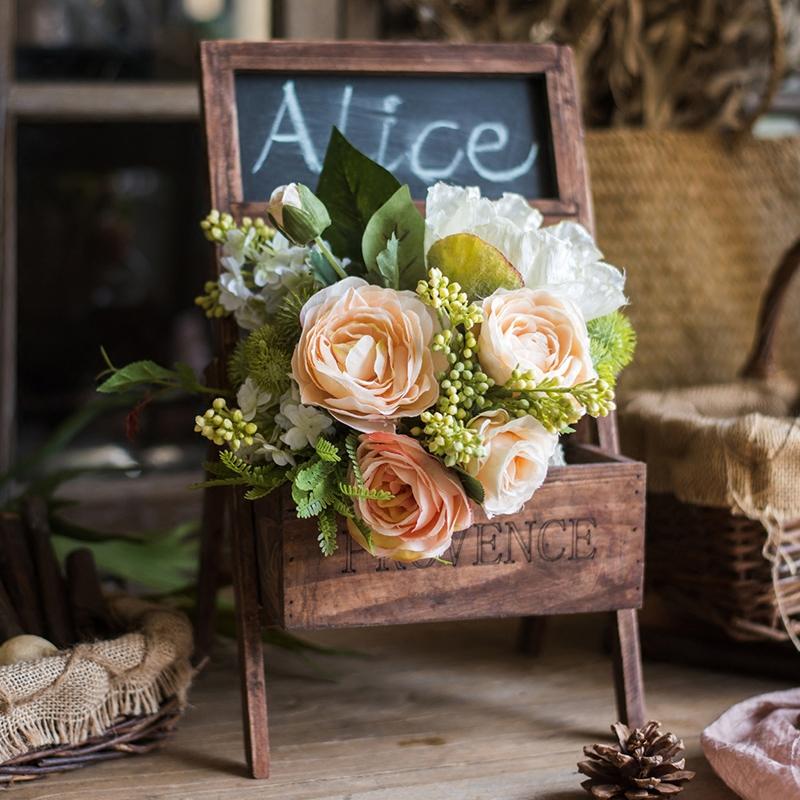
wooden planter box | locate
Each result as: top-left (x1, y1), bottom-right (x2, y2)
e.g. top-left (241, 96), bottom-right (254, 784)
top-left (255, 443), bottom-right (645, 631)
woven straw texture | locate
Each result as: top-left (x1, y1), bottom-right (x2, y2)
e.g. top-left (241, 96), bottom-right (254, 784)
top-left (586, 130), bottom-right (800, 394)
top-left (621, 380), bottom-right (799, 524)
top-left (0, 597), bottom-right (193, 763)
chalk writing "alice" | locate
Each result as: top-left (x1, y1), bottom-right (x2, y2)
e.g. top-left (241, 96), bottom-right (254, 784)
top-left (341, 517), bottom-right (597, 574)
top-left (252, 80), bottom-right (539, 184)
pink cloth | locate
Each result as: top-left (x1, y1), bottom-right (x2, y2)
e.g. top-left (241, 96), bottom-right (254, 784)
top-left (702, 688), bottom-right (800, 799)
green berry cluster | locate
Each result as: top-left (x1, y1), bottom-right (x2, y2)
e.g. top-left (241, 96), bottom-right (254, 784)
top-left (194, 280), bottom-right (230, 319)
top-left (416, 269), bottom-right (483, 328)
top-left (200, 210), bottom-right (274, 246)
top-left (487, 369), bottom-right (617, 433)
top-left (194, 398), bottom-right (258, 451)
top-left (410, 269), bottom-right (493, 468)
top-left (200, 210), bottom-right (237, 243)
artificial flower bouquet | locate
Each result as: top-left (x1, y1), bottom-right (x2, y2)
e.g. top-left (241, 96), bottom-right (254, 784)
top-left (99, 129), bottom-right (634, 564)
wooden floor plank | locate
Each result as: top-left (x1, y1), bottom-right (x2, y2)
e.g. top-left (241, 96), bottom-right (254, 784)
top-left (11, 615), bottom-right (787, 799)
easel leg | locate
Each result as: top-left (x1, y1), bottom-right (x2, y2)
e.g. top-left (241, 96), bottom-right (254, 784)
top-left (229, 489), bottom-right (271, 779)
top-left (194, 484), bottom-right (226, 662)
top-left (516, 616), bottom-right (547, 656)
top-left (611, 608), bottom-right (646, 728)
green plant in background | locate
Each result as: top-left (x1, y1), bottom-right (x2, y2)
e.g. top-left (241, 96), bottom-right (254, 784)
top-left (0, 397), bottom-right (348, 665)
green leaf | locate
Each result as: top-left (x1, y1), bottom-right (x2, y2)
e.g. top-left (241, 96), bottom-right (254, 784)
top-left (296, 498), bottom-right (325, 519)
top-left (351, 514), bottom-right (374, 555)
top-left (175, 362), bottom-right (203, 393)
top-left (361, 185), bottom-right (426, 290)
top-left (308, 248), bottom-right (339, 287)
top-left (190, 477), bottom-right (252, 489)
top-left (316, 127), bottom-right (401, 263)
top-left (52, 521), bottom-right (199, 594)
top-left (315, 437), bottom-right (341, 463)
top-left (317, 507), bottom-right (339, 557)
top-left (426, 233), bottom-right (523, 298)
top-left (244, 486), bottom-right (271, 501)
top-left (368, 232), bottom-right (400, 289)
top-left (338, 482), bottom-right (394, 501)
top-left (455, 469), bottom-right (485, 504)
top-left (345, 435), bottom-right (364, 487)
top-left (295, 459), bottom-right (328, 491)
top-left (96, 360), bottom-right (177, 394)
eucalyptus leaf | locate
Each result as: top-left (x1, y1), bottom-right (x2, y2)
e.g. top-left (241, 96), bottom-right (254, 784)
top-left (315, 128), bottom-right (400, 263)
top-left (361, 185), bottom-right (426, 290)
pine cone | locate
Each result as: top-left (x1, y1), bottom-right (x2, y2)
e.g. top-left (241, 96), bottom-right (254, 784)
top-left (578, 721), bottom-right (696, 799)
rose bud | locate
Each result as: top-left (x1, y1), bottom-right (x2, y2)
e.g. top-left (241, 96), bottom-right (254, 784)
top-left (266, 182), bottom-right (331, 245)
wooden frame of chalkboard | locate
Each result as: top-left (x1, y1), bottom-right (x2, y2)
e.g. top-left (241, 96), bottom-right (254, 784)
top-left (197, 40), bottom-right (645, 781)
top-left (200, 40), bottom-right (592, 228)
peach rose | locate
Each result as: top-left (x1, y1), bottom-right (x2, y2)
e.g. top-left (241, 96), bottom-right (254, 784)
top-left (467, 410), bottom-right (557, 516)
top-left (292, 277), bottom-right (442, 432)
top-left (347, 432), bottom-right (473, 562)
top-left (478, 287), bottom-right (595, 386)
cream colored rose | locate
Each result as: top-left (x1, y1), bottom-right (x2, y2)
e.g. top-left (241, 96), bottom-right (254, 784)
top-left (347, 432), bottom-right (473, 561)
top-left (292, 277), bottom-right (442, 432)
top-left (468, 410), bottom-right (557, 516)
top-left (478, 287), bottom-right (595, 386)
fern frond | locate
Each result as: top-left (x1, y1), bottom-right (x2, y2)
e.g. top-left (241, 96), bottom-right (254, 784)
top-left (345, 435), bottom-right (364, 486)
top-left (244, 486), bottom-right (271, 500)
top-left (296, 498), bottom-right (325, 519)
top-left (317, 507), bottom-right (339, 556)
top-left (295, 459), bottom-right (331, 491)
top-left (330, 496), bottom-right (355, 518)
top-left (338, 482), bottom-right (393, 501)
top-left (315, 436), bottom-right (341, 463)
top-left (588, 311), bottom-right (636, 380)
top-left (190, 477), bottom-right (251, 489)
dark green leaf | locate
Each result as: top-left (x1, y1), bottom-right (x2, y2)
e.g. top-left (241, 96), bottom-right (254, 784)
top-left (315, 128), bottom-right (400, 263)
top-left (361, 185), bottom-right (425, 290)
top-left (455, 468), bottom-right (485, 504)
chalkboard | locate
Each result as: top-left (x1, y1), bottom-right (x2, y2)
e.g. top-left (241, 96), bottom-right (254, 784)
top-left (234, 73), bottom-right (557, 201)
top-left (201, 41), bottom-right (592, 229)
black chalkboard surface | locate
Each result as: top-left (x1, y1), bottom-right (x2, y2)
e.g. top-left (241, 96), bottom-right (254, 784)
top-left (235, 73), bottom-right (557, 201)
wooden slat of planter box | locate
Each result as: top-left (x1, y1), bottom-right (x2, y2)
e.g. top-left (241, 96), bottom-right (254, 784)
top-left (255, 455), bottom-right (645, 630)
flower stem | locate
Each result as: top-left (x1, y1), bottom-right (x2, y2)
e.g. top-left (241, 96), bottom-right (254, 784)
top-left (314, 237), bottom-right (348, 281)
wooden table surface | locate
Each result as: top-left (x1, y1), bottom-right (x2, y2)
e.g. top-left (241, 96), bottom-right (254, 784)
top-left (11, 614), bottom-right (788, 799)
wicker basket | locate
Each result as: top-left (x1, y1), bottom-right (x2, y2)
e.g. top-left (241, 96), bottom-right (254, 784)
top-left (623, 238), bottom-right (800, 644)
top-left (0, 598), bottom-right (194, 789)
top-left (0, 698), bottom-right (183, 787)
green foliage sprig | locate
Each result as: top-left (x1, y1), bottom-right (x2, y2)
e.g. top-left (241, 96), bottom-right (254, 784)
top-left (96, 348), bottom-right (225, 397)
top-left (588, 311), bottom-right (637, 382)
top-left (192, 450), bottom-right (287, 500)
top-left (486, 370), bottom-right (616, 433)
top-left (228, 323), bottom-right (292, 397)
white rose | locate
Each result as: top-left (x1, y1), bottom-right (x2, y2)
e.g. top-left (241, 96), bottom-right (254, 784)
top-left (468, 410), bottom-right (558, 516)
top-left (479, 287), bottom-right (596, 387)
top-left (424, 183), bottom-right (626, 319)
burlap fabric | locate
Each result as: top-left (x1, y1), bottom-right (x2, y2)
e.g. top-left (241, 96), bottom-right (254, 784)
top-left (621, 378), bottom-right (800, 525)
top-left (0, 597), bottom-right (193, 762)
top-left (586, 130), bottom-right (800, 395)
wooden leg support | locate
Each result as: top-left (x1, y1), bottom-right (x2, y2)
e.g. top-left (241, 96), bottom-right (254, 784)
top-left (194, 484), bottom-right (226, 662)
top-left (612, 608), bottom-right (646, 728)
top-left (516, 616), bottom-right (547, 656)
top-left (229, 489), bottom-right (271, 778)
